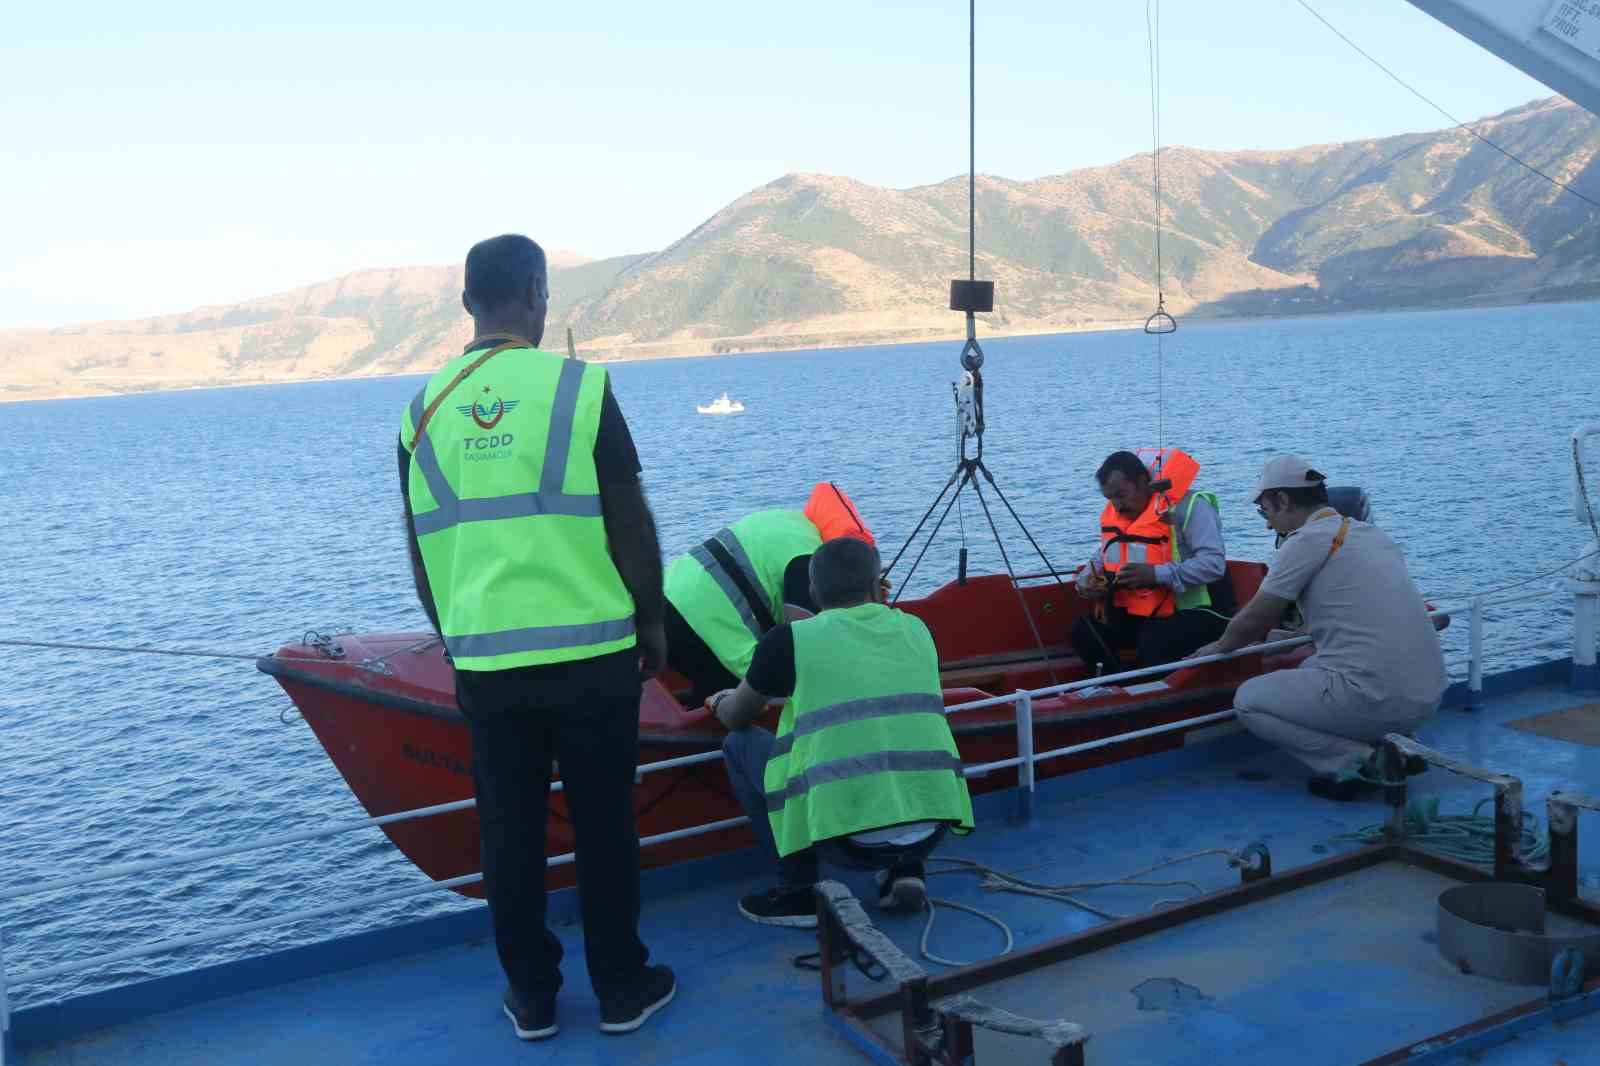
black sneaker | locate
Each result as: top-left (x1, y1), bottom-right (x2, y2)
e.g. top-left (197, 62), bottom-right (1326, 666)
top-left (737, 887), bottom-right (817, 928)
top-left (502, 985), bottom-right (557, 1041)
top-left (875, 865), bottom-right (928, 911)
top-left (1306, 774), bottom-right (1376, 802)
top-left (599, 964), bottom-right (676, 1034)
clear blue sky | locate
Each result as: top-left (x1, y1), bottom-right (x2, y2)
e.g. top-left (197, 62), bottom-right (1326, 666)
top-left (0, 1), bottom-right (1556, 328)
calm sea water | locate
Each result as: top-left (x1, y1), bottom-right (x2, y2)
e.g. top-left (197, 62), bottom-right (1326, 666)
top-left (3, 301), bottom-right (1599, 1006)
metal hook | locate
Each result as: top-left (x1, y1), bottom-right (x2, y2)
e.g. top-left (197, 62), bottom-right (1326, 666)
top-left (1144, 304), bottom-right (1177, 335)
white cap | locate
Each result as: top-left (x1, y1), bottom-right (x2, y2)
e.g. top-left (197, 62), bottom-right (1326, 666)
top-left (1254, 455), bottom-right (1326, 500)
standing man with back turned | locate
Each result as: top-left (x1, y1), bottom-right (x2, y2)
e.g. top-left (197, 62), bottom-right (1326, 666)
top-left (398, 235), bottom-right (675, 1041)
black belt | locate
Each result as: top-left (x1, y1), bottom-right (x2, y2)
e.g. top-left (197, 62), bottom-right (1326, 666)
top-left (703, 536), bottom-right (778, 634)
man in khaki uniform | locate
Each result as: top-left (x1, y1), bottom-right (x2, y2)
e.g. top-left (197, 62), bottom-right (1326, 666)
top-left (1194, 456), bottom-right (1446, 799)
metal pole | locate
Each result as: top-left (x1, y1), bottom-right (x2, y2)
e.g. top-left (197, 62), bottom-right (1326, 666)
top-left (1573, 424), bottom-right (1600, 690)
top-left (1, 923), bottom-right (10, 1066)
top-left (1467, 595), bottom-right (1484, 710)
top-left (1030, 709), bottom-right (1236, 766)
top-left (1, 747), bottom-right (728, 905)
top-left (14, 814), bottom-right (752, 987)
top-left (1013, 692), bottom-right (1035, 823)
top-left (1574, 576), bottom-right (1600, 690)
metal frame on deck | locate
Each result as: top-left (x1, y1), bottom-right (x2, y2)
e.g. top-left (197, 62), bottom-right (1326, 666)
top-left (816, 736), bottom-right (1600, 1066)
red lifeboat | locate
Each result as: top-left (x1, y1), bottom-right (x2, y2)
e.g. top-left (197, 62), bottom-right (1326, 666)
top-left (258, 562), bottom-right (1296, 897)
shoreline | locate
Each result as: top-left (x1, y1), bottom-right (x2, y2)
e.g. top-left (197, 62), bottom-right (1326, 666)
top-left (4, 289), bottom-right (1596, 405)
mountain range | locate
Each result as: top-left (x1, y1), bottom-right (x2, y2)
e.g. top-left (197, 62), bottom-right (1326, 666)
top-left (3, 96), bottom-right (1596, 402)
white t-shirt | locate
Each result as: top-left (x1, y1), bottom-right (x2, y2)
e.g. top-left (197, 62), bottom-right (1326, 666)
top-left (1259, 510), bottom-right (1446, 711)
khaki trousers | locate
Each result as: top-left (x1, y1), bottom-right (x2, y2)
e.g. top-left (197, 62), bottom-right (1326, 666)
top-left (1234, 664), bottom-right (1436, 776)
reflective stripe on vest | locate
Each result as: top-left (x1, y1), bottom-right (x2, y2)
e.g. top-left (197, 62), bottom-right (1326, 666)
top-left (762, 602), bottom-right (974, 856)
top-left (446, 615), bottom-right (636, 660)
top-left (768, 691), bottom-right (946, 760)
top-left (401, 347), bottom-right (635, 669)
top-left (764, 748), bottom-right (965, 813)
top-left (686, 527), bottom-right (769, 640)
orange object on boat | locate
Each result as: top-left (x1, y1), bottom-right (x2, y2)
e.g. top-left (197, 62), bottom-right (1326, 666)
top-left (804, 481), bottom-right (875, 545)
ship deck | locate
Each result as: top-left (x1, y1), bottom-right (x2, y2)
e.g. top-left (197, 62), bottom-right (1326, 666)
top-left (12, 664), bottom-right (1600, 1066)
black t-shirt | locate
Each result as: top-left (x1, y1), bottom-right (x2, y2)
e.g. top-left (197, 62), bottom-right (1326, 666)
top-left (746, 624), bottom-right (797, 698)
top-left (782, 555), bottom-right (818, 614)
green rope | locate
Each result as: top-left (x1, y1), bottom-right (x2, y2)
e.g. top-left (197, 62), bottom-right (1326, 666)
top-left (1332, 796), bottom-right (1549, 866)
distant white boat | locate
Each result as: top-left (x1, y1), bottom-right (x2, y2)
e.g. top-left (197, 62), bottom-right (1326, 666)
top-left (696, 392), bottom-right (745, 415)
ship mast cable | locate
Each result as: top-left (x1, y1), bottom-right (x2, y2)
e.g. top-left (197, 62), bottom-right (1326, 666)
top-left (880, 0), bottom-right (1068, 685)
top-left (968, 0), bottom-right (976, 283)
top-left (1143, 0), bottom-right (1176, 460)
top-left (1293, 0), bottom-right (1600, 212)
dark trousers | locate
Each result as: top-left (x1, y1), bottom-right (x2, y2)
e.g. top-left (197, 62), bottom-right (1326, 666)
top-left (722, 726), bottom-right (945, 890)
top-left (455, 652), bottom-right (650, 1004)
top-left (1070, 605), bottom-right (1229, 673)
top-left (663, 601), bottom-right (738, 705)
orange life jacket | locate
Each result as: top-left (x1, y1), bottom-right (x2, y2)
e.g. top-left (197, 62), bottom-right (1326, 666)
top-left (803, 482), bottom-right (876, 545)
top-left (1098, 448), bottom-right (1200, 618)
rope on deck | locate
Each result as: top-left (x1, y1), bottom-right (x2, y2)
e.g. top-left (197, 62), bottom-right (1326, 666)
top-left (916, 848), bottom-right (1250, 967)
top-left (1332, 795), bottom-right (1551, 866)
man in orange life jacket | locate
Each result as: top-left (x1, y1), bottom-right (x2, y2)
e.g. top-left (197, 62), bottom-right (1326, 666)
top-left (1071, 449), bottom-right (1236, 672)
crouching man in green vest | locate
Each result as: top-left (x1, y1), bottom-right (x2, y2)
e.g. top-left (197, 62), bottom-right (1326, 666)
top-left (709, 537), bottom-right (975, 927)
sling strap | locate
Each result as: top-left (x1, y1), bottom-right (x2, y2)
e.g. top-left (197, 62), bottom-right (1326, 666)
top-left (408, 334), bottom-right (536, 451)
top-left (703, 536), bottom-right (779, 634)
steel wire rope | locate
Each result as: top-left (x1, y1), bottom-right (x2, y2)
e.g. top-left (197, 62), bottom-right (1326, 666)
top-left (1293, 0), bottom-right (1600, 211)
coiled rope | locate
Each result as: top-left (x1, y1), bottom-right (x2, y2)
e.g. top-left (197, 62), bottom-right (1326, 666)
top-left (1332, 795), bottom-right (1550, 866)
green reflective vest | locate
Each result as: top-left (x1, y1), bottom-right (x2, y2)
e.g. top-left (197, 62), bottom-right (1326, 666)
top-left (399, 345), bottom-right (636, 671)
top-left (763, 602), bottom-right (975, 857)
top-left (1173, 491), bottom-right (1220, 613)
top-left (664, 509), bottom-right (822, 677)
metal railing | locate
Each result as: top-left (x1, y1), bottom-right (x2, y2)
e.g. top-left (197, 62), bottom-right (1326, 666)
top-left (0, 579), bottom-right (1581, 1054)
top-left (1428, 586), bottom-right (1566, 709)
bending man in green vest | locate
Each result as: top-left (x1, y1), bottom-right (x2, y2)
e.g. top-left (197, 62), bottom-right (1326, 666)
top-left (663, 508), bottom-right (824, 705)
top-left (709, 537), bottom-right (975, 927)
top-left (398, 235), bottom-right (673, 1041)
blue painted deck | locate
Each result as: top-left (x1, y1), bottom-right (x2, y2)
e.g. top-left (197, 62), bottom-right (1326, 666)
top-left (14, 669), bottom-right (1600, 1065)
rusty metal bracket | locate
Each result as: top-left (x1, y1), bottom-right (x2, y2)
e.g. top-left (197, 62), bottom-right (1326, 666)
top-left (1547, 790), bottom-right (1600, 904)
top-left (1379, 735), bottom-right (1532, 882)
top-left (814, 880), bottom-right (1087, 1064)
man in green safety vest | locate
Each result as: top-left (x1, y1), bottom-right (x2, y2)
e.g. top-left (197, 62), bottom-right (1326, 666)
top-left (398, 234), bottom-right (674, 1041)
top-left (663, 509), bottom-right (824, 705)
top-left (663, 484), bottom-right (880, 706)
top-left (709, 537), bottom-right (974, 927)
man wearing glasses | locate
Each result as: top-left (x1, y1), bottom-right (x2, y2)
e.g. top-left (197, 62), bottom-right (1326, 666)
top-left (1193, 456), bottom-right (1446, 800)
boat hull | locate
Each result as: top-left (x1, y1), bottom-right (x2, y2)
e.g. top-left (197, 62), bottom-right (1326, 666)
top-left (260, 563), bottom-right (1297, 896)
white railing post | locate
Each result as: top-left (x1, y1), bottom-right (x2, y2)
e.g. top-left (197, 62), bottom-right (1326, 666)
top-left (1574, 571), bottom-right (1600, 691)
top-left (1013, 691), bottom-right (1035, 824)
top-left (1467, 596), bottom-right (1485, 710)
top-left (2, 923), bottom-right (11, 1066)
